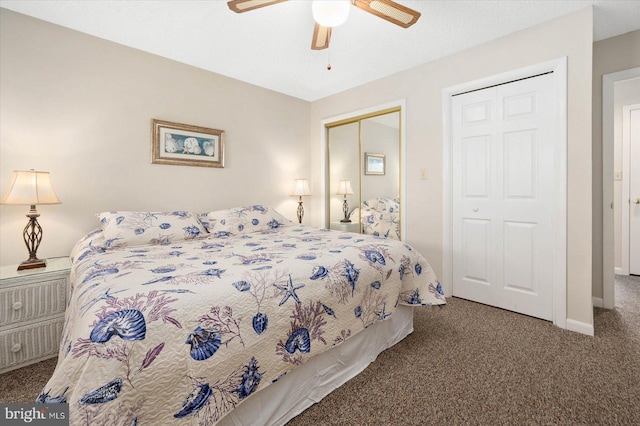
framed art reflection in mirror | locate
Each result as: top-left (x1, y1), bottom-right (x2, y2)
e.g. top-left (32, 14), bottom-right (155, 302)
top-left (364, 152), bottom-right (385, 175)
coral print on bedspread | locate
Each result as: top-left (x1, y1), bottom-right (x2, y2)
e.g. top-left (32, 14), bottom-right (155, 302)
top-left (38, 205), bottom-right (445, 425)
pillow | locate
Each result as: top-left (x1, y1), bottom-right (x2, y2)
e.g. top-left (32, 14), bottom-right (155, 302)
top-left (362, 197), bottom-right (400, 213)
top-left (199, 205), bottom-right (293, 237)
top-left (97, 211), bottom-right (208, 249)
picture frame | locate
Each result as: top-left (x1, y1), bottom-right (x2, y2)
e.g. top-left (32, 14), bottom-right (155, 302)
top-left (152, 119), bottom-right (225, 168)
top-left (364, 152), bottom-right (385, 175)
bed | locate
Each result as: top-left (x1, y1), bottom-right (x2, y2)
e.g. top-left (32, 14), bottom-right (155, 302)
top-left (351, 197), bottom-right (401, 240)
top-left (37, 206), bottom-right (445, 425)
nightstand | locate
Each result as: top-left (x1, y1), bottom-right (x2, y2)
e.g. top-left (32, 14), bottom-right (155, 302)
top-left (0, 257), bottom-right (71, 374)
top-left (330, 221), bottom-right (361, 233)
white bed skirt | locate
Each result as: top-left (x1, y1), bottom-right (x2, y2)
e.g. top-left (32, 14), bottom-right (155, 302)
top-left (219, 304), bottom-right (414, 426)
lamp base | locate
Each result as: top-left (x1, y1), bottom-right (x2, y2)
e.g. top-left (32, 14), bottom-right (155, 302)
top-left (341, 196), bottom-right (351, 223)
top-left (297, 198), bottom-right (304, 224)
top-left (17, 258), bottom-right (47, 271)
top-left (18, 206), bottom-right (46, 271)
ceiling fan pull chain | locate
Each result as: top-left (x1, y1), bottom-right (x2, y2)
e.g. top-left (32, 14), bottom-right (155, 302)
top-left (327, 45), bottom-right (332, 71)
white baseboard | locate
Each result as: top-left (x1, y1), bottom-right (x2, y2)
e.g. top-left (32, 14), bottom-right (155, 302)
top-left (592, 297), bottom-right (604, 308)
top-left (566, 318), bottom-right (594, 336)
top-left (614, 267), bottom-right (623, 275)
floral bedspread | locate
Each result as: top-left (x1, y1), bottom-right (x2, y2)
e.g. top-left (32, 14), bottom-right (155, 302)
top-left (38, 223), bottom-right (445, 425)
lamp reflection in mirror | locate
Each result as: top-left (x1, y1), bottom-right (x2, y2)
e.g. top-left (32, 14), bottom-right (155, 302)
top-left (292, 178), bottom-right (311, 224)
top-left (336, 179), bottom-right (354, 223)
top-left (1, 170), bottom-right (61, 270)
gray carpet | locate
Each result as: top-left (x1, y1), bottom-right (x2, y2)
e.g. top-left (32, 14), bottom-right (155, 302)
top-left (2, 276), bottom-right (638, 425)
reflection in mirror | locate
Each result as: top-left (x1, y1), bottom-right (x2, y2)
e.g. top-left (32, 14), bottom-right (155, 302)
top-left (359, 112), bottom-right (400, 239)
top-left (336, 180), bottom-right (355, 223)
top-left (328, 122), bottom-right (360, 233)
top-left (326, 109), bottom-right (401, 239)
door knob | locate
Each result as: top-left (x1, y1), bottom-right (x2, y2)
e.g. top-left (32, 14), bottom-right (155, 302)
top-left (634, 199), bottom-right (640, 204)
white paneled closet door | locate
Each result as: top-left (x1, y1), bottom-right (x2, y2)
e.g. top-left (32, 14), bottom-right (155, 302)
top-left (452, 73), bottom-right (557, 320)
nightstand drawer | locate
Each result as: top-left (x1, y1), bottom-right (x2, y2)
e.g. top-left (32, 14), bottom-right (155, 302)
top-left (0, 277), bottom-right (67, 327)
top-left (0, 318), bottom-right (64, 373)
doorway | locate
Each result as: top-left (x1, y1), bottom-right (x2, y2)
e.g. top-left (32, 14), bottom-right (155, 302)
top-left (602, 69), bottom-right (640, 310)
top-left (443, 58), bottom-right (567, 328)
top-left (626, 105), bottom-right (640, 275)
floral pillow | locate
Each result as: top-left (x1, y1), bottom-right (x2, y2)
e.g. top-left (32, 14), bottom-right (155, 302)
top-left (97, 211), bottom-right (208, 249)
top-left (199, 205), bottom-right (293, 237)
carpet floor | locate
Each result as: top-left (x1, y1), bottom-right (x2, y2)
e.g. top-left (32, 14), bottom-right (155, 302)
top-left (1, 276), bottom-right (638, 425)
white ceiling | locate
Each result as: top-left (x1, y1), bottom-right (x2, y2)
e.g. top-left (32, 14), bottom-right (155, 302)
top-left (1, 0), bottom-right (639, 101)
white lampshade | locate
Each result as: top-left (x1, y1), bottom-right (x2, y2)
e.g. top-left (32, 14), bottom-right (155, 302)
top-left (312, 0), bottom-right (350, 27)
top-left (292, 179), bottom-right (311, 196)
top-left (1, 170), bottom-right (61, 205)
top-left (336, 179), bottom-right (354, 195)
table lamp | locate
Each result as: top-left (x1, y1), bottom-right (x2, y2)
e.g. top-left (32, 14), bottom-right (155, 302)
top-left (1, 170), bottom-right (61, 270)
top-left (292, 178), bottom-right (311, 223)
top-left (336, 179), bottom-right (354, 223)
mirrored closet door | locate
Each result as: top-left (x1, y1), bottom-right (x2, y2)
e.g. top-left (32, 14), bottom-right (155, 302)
top-left (326, 108), bottom-right (402, 240)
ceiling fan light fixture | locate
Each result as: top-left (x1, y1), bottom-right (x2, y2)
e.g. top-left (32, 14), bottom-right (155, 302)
top-left (312, 0), bottom-right (350, 27)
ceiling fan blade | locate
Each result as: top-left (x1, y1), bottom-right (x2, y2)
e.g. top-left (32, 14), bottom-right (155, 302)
top-left (311, 23), bottom-right (332, 50)
top-left (227, 0), bottom-right (287, 13)
top-left (353, 0), bottom-right (421, 28)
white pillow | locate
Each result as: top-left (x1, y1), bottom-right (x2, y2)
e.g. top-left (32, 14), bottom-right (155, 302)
top-left (97, 211), bottom-right (208, 249)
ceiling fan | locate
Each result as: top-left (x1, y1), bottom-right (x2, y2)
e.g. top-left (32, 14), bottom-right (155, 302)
top-left (227, 0), bottom-right (421, 50)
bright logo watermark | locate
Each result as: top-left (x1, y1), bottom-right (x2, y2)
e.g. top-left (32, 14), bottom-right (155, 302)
top-left (2, 404), bottom-right (68, 425)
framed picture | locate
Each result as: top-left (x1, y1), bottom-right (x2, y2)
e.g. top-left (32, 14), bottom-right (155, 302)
top-left (364, 152), bottom-right (385, 175)
top-left (152, 119), bottom-right (225, 168)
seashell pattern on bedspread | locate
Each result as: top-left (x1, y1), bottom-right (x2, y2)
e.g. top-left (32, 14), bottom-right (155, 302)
top-left (352, 197), bottom-right (402, 240)
top-left (40, 223), bottom-right (445, 425)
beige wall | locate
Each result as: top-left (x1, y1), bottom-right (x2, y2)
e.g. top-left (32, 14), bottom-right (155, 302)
top-left (592, 30), bottom-right (640, 299)
top-left (0, 9), bottom-right (311, 265)
top-left (310, 7), bottom-right (594, 326)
